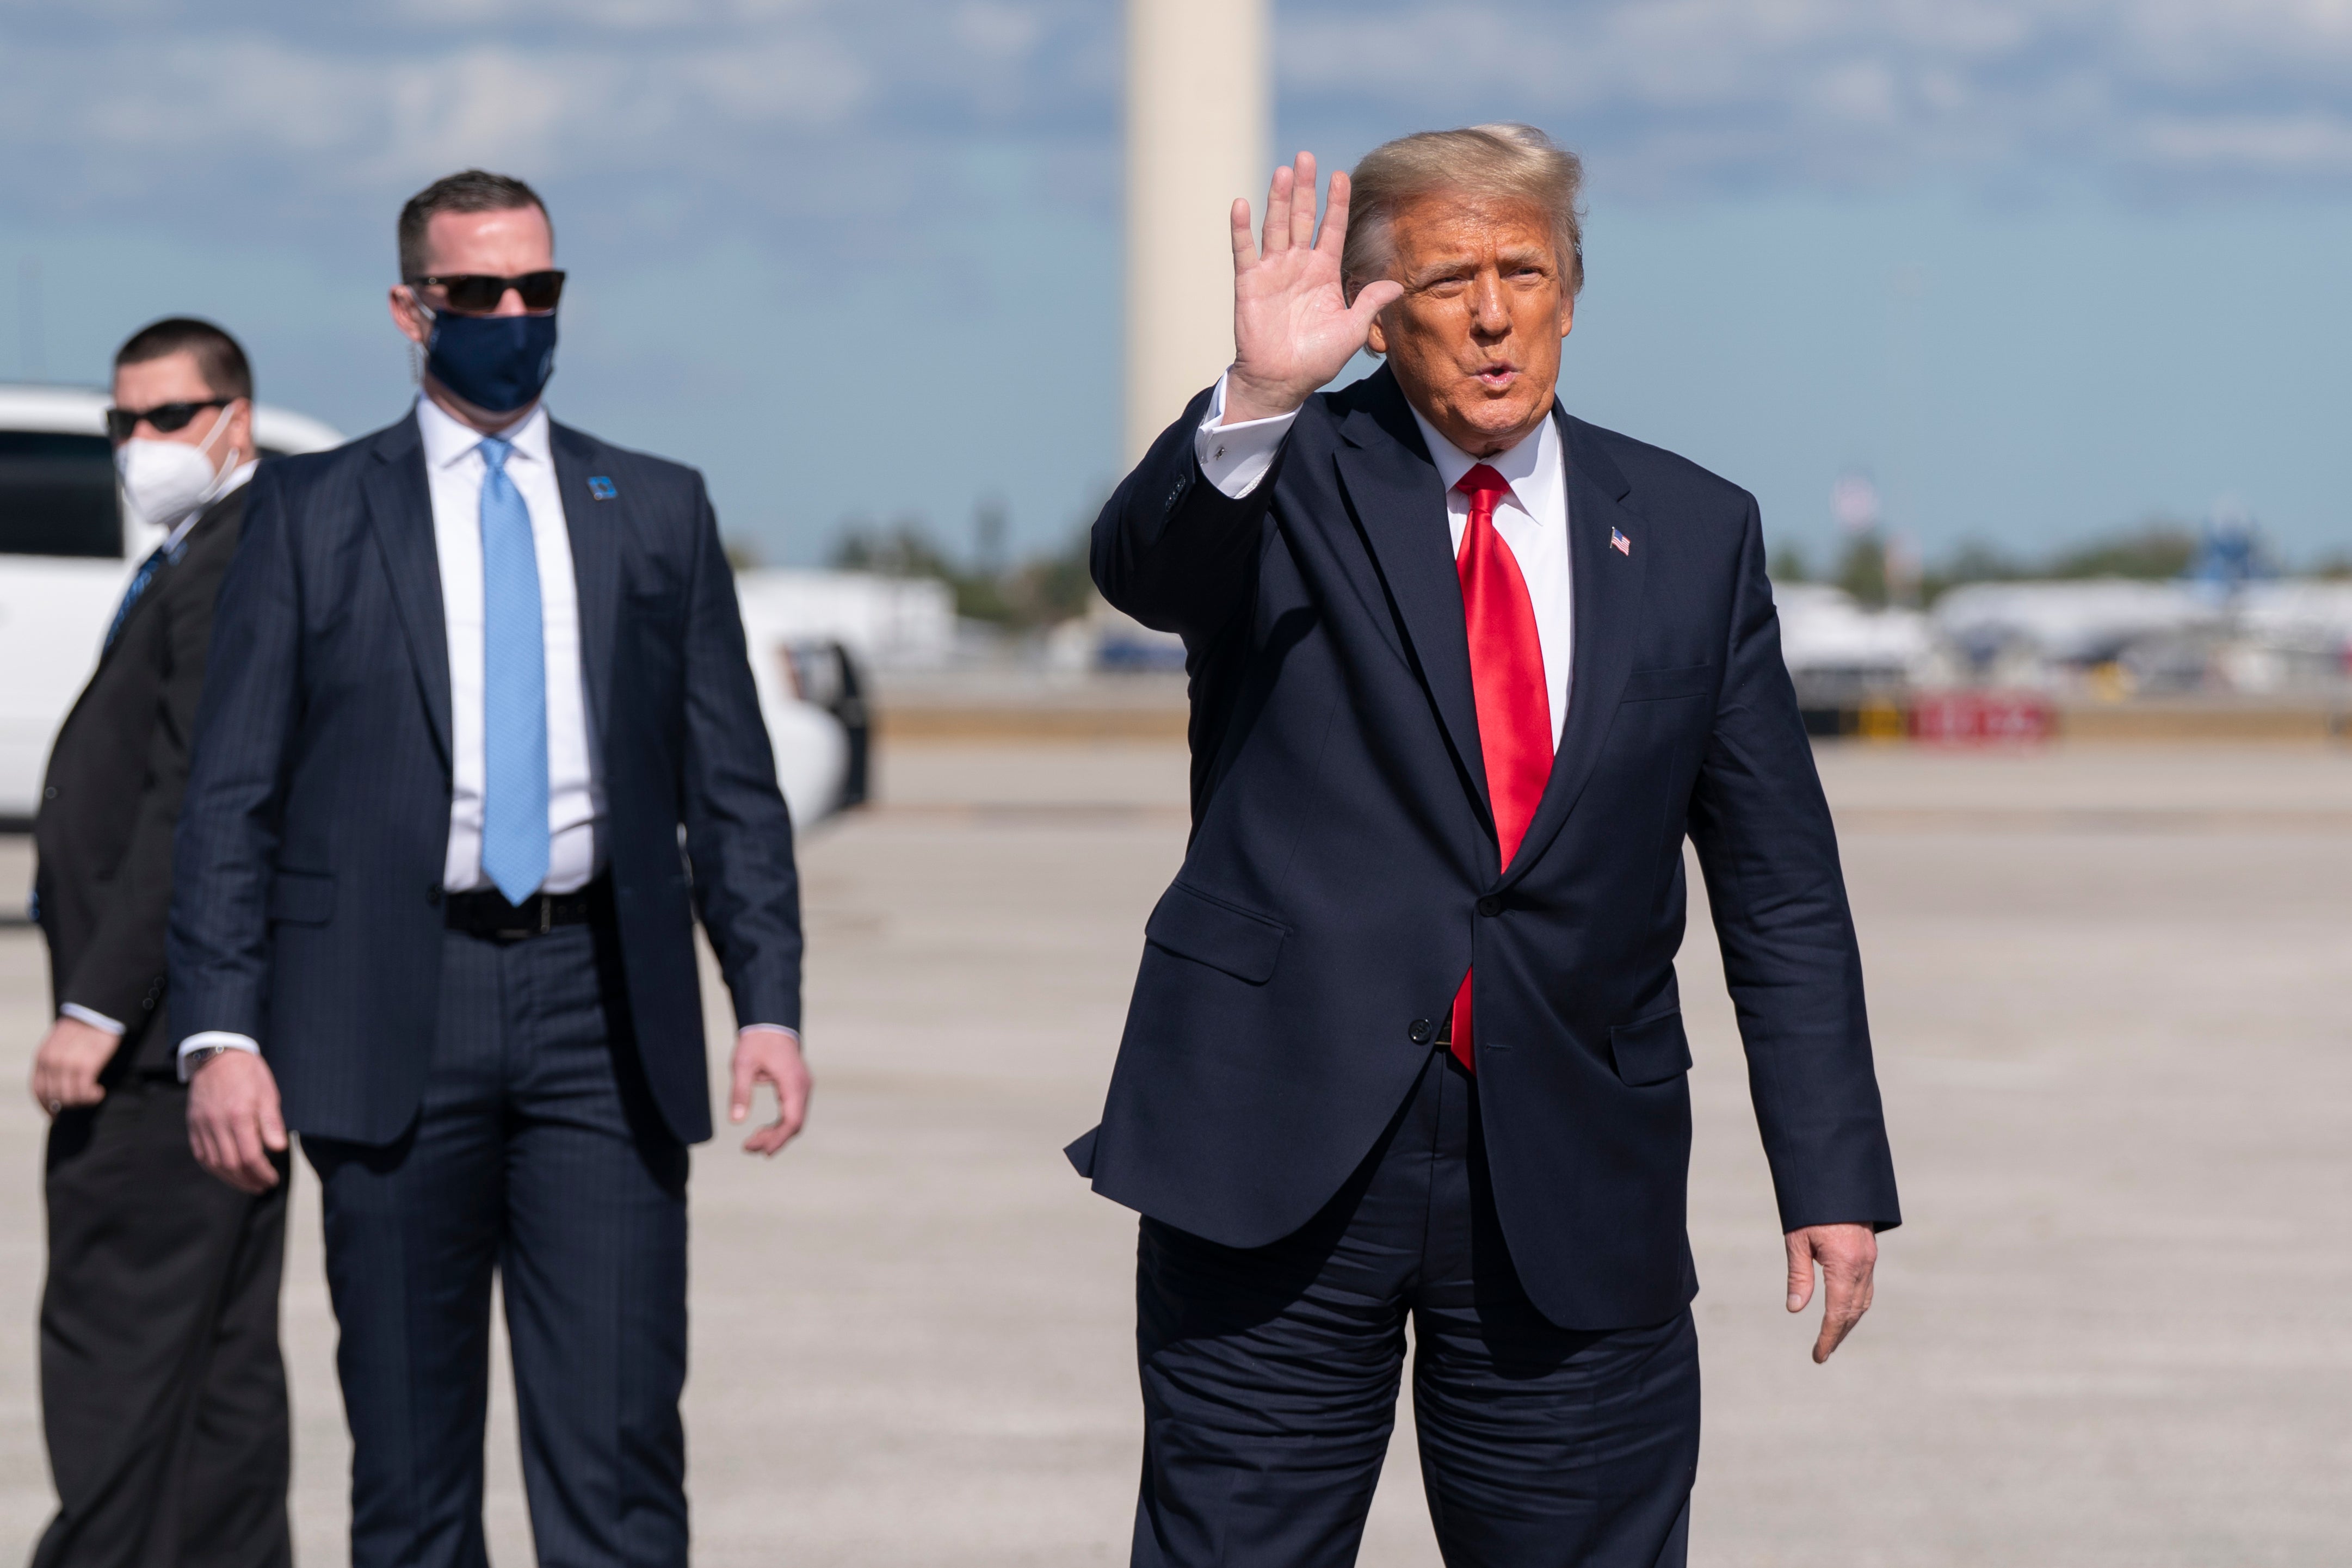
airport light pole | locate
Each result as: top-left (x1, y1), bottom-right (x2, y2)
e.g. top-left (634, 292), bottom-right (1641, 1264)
top-left (1125, 0), bottom-right (1270, 464)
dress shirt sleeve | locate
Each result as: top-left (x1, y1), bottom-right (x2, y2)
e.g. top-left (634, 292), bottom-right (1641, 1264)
top-left (1194, 372), bottom-right (1300, 499)
top-left (1092, 380), bottom-right (1279, 643)
top-left (176, 1031), bottom-right (262, 1082)
top-left (58, 1004), bottom-right (125, 1035)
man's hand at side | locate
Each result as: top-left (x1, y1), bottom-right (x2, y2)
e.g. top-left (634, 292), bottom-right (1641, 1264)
top-left (29, 1017), bottom-right (119, 1115)
top-left (1224, 151), bottom-right (1405, 424)
top-left (187, 1051), bottom-right (287, 1194)
top-left (729, 1026), bottom-right (811, 1158)
top-left (1785, 1222), bottom-right (1878, 1364)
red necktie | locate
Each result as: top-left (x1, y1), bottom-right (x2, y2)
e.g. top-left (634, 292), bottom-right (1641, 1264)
top-left (1447, 462), bottom-right (1553, 1071)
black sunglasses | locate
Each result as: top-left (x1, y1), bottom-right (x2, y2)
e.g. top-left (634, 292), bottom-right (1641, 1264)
top-left (105, 399), bottom-right (233, 442)
top-left (408, 270), bottom-right (567, 314)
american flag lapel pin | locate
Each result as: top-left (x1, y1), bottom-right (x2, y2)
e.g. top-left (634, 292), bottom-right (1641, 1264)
top-left (1610, 527), bottom-right (1632, 556)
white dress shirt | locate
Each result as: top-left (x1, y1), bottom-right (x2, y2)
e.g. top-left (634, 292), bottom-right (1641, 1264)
top-left (179, 399), bottom-right (794, 1075)
top-left (1194, 371), bottom-right (1574, 746)
top-left (416, 395), bottom-right (604, 896)
top-left (176, 399), bottom-right (602, 1073)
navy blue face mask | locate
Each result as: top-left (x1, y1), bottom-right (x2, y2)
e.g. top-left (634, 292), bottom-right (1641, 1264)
top-left (423, 309), bottom-right (558, 415)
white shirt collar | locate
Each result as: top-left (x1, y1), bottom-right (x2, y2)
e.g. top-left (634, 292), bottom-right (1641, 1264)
top-left (416, 393), bottom-right (551, 472)
top-left (1407, 402), bottom-right (1555, 503)
top-left (1406, 404), bottom-right (1568, 550)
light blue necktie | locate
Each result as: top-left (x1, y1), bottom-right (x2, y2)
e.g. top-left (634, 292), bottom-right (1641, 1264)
top-left (477, 436), bottom-right (550, 904)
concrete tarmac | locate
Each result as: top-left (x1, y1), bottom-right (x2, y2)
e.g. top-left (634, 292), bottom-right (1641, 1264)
top-left (0, 739), bottom-right (2345, 1565)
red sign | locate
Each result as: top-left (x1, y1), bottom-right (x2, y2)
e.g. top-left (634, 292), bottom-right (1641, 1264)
top-left (1910, 690), bottom-right (2053, 745)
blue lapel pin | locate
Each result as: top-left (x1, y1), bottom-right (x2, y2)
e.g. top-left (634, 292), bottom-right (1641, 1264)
top-left (1610, 527), bottom-right (1631, 556)
top-left (587, 476), bottom-right (617, 501)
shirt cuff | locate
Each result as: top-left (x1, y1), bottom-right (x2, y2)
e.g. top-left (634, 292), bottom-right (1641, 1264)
top-left (739, 1024), bottom-right (799, 1041)
top-left (176, 1031), bottom-right (262, 1083)
top-left (1194, 371), bottom-right (1299, 499)
top-left (59, 1004), bottom-right (125, 1036)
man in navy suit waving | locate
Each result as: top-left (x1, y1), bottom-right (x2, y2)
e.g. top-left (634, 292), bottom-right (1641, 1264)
top-left (1071, 127), bottom-right (1900, 1567)
top-left (170, 170), bottom-right (809, 1567)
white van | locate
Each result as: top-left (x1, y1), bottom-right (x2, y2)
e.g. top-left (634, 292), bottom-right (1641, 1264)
top-left (0, 384), bottom-right (863, 830)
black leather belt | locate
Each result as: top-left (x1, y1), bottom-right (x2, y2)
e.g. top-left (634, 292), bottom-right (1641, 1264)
top-left (444, 879), bottom-right (607, 942)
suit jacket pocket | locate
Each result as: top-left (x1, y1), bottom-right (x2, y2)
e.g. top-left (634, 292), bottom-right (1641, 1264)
top-left (1610, 1009), bottom-right (1693, 1085)
top-left (1621, 663), bottom-right (1715, 703)
top-left (266, 871), bottom-right (336, 927)
top-left (1144, 883), bottom-right (1288, 985)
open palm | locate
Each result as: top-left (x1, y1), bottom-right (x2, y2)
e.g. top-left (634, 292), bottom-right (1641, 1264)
top-left (1225, 152), bottom-right (1405, 424)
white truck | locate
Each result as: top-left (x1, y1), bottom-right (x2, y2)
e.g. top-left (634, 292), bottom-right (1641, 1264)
top-left (0, 383), bottom-right (865, 832)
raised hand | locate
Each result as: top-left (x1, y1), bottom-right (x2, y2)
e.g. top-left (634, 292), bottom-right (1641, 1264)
top-left (1224, 152), bottom-right (1405, 424)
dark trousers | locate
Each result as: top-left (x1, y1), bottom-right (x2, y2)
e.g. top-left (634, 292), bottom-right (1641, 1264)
top-left (33, 1073), bottom-right (291, 1568)
top-left (1133, 1051), bottom-right (1700, 1568)
top-left (304, 922), bottom-right (690, 1568)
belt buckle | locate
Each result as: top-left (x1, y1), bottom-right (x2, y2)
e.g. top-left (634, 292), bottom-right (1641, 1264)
top-left (488, 894), bottom-right (547, 943)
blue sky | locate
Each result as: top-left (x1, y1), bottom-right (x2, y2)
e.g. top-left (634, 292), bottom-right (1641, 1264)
top-left (4, 1), bottom-right (2352, 566)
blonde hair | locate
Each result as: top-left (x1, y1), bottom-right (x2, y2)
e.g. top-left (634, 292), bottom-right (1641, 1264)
top-left (1342, 124), bottom-right (1585, 300)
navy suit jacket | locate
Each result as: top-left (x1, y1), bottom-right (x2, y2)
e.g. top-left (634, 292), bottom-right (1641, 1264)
top-left (168, 412), bottom-right (801, 1147)
top-left (1070, 367), bottom-right (1900, 1329)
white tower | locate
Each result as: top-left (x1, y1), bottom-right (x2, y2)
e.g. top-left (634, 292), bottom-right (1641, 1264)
top-left (1125, 0), bottom-right (1271, 463)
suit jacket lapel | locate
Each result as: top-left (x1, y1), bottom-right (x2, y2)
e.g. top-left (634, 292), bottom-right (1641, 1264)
top-left (1332, 369), bottom-right (1491, 818)
top-left (1499, 409), bottom-right (1646, 890)
top-left (550, 422), bottom-right (619, 750)
top-left (91, 553), bottom-right (165, 676)
top-left (361, 414), bottom-right (453, 769)
top-left (92, 487), bottom-right (237, 673)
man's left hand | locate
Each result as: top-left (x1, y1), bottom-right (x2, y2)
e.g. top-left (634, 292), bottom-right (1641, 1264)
top-left (729, 1026), bottom-right (811, 1158)
top-left (29, 1017), bottom-right (119, 1115)
top-left (1785, 1222), bottom-right (1878, 1363)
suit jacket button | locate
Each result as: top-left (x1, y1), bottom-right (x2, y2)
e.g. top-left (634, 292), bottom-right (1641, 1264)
top-left (425, 885), bottom-right (443, 907)
top-left (42, 786), bottom-right (57, 800)
top-left (1409, 1018), bottom-right (1434, 1045)
top-left (1477, 896), bottom-right (1502, 917)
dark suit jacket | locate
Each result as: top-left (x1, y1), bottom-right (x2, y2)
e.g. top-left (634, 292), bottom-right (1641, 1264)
top-left (168, 413), bottom-right (800, 1146)
top-left (1071, 367), bottom-right (1900, 1329)
top-left (35, 487), bottom-right (248, 1073)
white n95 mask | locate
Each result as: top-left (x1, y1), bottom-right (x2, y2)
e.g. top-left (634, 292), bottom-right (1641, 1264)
top-left (116, 403), bottom-right (239, 534)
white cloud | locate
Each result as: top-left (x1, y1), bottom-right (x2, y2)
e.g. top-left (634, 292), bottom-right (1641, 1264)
top-left (673, 40), bottom-right (873, 127)
top-left (5, 0), bottom-right (2352, 259)
top-left (953, 2), bottom-right (1048, 60)
top-left (3, 27), bottom-right (878, 176)
top-left (0, 2), bottom-right (1105, 263)
top-left (2138, 110), bottom-right (2352, 173)
top-left (1283, 0), bottom-right (2352, 193)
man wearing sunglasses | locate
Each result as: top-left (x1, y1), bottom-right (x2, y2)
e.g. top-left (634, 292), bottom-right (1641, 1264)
top-left (169, 169), bottom-right (808, 1567)
top-left (28, 318), bottom-right (290, 1567)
